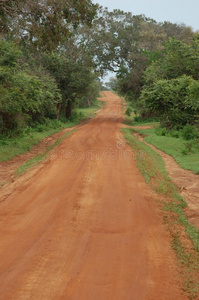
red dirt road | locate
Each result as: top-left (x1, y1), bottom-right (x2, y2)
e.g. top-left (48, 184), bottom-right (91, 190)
top-left (0, 92), bottom-right (186, 299)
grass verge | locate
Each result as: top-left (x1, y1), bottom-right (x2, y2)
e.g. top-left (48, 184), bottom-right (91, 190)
top-left (123, 128), bottom-right (199, 299)
top-left (125, 112), bottom-right (159, 127)
top-left (76, 100), bottom-right (101, 119)
top-left (0, 100), bottom-right (102, 163)
top-left (0, 120), bottom-right (78, 163)
top-left (15, 130), bottom-right (75, 177)
top-left (132, 126), bottom-right (199, 174)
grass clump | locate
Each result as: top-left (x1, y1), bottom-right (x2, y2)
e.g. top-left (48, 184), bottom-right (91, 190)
top-left (75, 100), bottom-right (101, 120)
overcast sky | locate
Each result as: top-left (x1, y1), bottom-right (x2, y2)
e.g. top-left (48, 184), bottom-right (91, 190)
top-left (93, 0), bottom-right (199, 32)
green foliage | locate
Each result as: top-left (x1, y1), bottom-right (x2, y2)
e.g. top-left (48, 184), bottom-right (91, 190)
top-left (0, 40), bottom-right (61, 135)
top-left (75, 8), bottom-right (193, 103)
top-left (181, 125), bottom-right (199, 141)
top-left (133, 126), bottom-right (199, 174)
top-left (125, 107), bottom-right (132, 116)
top-left (1, 0), bottom-right (97, 51)
top-left (0, 98), bottom-right (101, 163)
top-left (78, 80), bottom-right (101, 108)
top-left (0, 40), bottom-right (21, 67)
top-left (143, 37), bottom-right (199, 85)
top-left (0, 4), bottom-right (196, 138)
top-left (140, 36), bottom-right (199, 128)
top-left (0, 119), bottom-right (66, 162)
top-left (140, 75), bottom-right (199, 128)
top-left (42, 51), bottom-right (99, 118)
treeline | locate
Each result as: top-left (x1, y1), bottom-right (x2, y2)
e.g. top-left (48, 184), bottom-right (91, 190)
top-left (86, 9), bottom-right (198, 130)
top-left (140, 37), bottom-right (199, 128)
top-left (1, 2), bottom-right (198, 136)
top-left (0, 0), bottom-right (100, 136)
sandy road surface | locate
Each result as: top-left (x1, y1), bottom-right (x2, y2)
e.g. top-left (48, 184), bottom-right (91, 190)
top-left (0, 92), bottom-right (185, 299)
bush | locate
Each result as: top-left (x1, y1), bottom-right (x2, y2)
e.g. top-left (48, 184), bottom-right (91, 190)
top-left (0, 40), bottom-right (61, 135)
top-left (155, 126), bottom-right (168, 136)
top-left (140, 75), bottom-right (199, 128)
top-left (126, 107), bottom-right (132, 116)
top-left (181, 141), bottom-right (195, 155)
top-left (181, 125), bottom-right (199, 140)
top-left (169, 129), bottom-right (180, 138)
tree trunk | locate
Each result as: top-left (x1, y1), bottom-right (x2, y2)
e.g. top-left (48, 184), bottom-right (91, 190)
top-left (65, 100), bottom-right (72, 119)
top-left (56, 103), bottom-right (62, 121)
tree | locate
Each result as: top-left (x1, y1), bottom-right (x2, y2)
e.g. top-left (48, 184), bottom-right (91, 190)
top-left (0, 40), bottom-right (61, 134)
top-left (143, 36), bottom-right (199, 85)
top-left (75, 7), bottom-right (193, 104)
top-left (42, 50), bottom-right (98, 119)
top-left (139, 35), bottom-right (199, 127)
top-left (140, 76), bottom-right (199, 128)
top-left (1, 0), bottom-right (98, 51)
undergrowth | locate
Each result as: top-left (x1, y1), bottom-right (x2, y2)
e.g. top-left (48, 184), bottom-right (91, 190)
top-left (132, 126), bottom-right (199, 174)
top-left (0, 101), bottom-right (101, 162)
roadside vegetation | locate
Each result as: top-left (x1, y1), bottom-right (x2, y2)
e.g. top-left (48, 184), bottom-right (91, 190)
top-left (1, 1), bottom-right (199, 296)
top-left (118, 36), bottom-right (199, 178)
top-left (1, 1), bottom-right (198, 163)
top-left (0, 100), bottom-right (101, 163)
top-left (15, 129), bottom-right (76, 177)
top-left (0, 0), bottom-right (101, 162)
top-left (128, 118), bottom-right (199, 174)
top-left (123, 128), bottom-right (199, 298)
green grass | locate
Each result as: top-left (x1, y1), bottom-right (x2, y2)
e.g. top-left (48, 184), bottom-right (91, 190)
top-left (15, 130), bottom-right (75, 176)
top-left (123, 128), bottom-right (199, 298)
top-left (132, 127), bottom-right (199, 174)
top-left (0, 101), bottom-right (102, 163)
top-left (76, 100), bottom-right (101, 119)
top-left (0, 120), bottom-right (77, 163)
top-left (125, 112), bottom-right (159, 127)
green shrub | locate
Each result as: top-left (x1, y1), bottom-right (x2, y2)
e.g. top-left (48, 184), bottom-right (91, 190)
top-left (155, 126), bottom-right (168, 136)
top-left (181, 142), bottom-right (194, 155)
top-left (125, 107), bottom-right (132, 116)
top-left (169, 129), bottom-right (180, 138)
top-left (140, 75), bottom-right (199, 128)
top-left (181, 125), bottom-right (199, 140)
top-left (0, 40), bottom-right (62, 136)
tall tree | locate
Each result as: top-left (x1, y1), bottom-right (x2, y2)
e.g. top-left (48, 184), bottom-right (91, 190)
top-left (0, 0), bottom-right (97, 51)
top-left (75, 7), bottom-right (193, 102)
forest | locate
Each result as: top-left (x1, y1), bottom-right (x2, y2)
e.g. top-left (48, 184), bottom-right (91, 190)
top-left (0, 0), bottom-right (199, 138)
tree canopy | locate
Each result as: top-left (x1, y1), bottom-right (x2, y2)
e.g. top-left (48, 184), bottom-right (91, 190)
top-left (0, 2), bottom-right (197, 135)
top-left (0, 0), bottom-right (98, 51)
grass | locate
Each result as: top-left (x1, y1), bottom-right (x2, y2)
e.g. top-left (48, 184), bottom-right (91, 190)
top-left (132, 126), bottom-right (199, 174)
top-left (0, 120), bottom-right (78, 163)
top-left (0, 100), bottom-right (102, 163)
top-left (15, 130), bottom-right (75, 176)
top-left (125, 112), bottom-right (159, 127)
top-left (123, 128), bottom-right (199, 298)
top-left (76, 100), bottom-right (101, 119)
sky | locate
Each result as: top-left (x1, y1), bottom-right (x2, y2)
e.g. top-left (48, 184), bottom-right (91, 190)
top-left (92, 0), bottom-right (199, 32)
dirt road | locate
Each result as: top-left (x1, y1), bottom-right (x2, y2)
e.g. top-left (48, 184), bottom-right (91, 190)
top-left (0, 92), bottom-right (185, 299)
